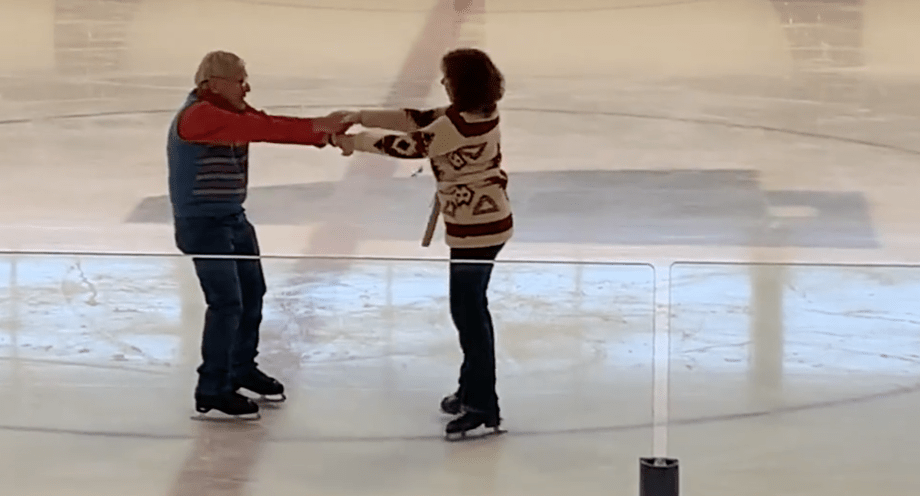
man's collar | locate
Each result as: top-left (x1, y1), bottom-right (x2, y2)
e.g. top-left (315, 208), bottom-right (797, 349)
top-left (193, 88), bottom-right (249, 113)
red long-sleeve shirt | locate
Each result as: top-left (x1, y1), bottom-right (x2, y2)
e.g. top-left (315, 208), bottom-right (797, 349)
top-left (177, 91), bottom-right (328, 146)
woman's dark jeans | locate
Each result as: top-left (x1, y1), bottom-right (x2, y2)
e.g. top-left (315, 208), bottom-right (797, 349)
top-left (449, 243), bottom-right (504, 417)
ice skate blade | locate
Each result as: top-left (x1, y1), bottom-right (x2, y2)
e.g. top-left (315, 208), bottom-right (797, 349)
top-left (190, 411), bottom-right (261, 422)
top-left (445, 426), bottom-right (506, 442)
top-left (236, 387), bottom-right (286, 402)
top-left (257, 393), bottom-right (286, 403)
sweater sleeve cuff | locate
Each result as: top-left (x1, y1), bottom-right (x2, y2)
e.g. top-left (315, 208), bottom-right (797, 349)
top-left (352, 130), bottom-right (387, 153)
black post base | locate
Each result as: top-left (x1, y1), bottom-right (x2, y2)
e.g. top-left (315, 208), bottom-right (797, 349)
top-left (639, 457), bottom-right (679, 496)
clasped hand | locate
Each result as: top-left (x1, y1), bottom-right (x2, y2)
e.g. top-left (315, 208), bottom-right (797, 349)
top-left (313, 110), bottom-right (359, 156)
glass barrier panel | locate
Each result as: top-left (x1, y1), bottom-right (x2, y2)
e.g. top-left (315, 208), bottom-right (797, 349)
top-left (668, 262), bottom-right (920, 496)
top-left (0, 253), bottom-right (655, 496)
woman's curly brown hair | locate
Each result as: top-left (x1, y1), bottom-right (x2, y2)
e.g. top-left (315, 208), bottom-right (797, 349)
top-left (441, 48), bottom-right (504, 114)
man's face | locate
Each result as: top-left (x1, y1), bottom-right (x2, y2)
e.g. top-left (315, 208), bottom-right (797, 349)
top-left (206, 67), bottom-right (250, 110)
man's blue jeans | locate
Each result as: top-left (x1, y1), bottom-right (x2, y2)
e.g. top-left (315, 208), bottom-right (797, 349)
top-left (174, 212), bottom-right (266, 396)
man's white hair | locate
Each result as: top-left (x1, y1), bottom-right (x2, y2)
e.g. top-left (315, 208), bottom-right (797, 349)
top-left (194, 51), bottom-right (245, 87)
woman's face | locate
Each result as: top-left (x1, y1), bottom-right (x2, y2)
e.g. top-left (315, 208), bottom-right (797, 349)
top-left (440, 69), bottom-right (454, 102)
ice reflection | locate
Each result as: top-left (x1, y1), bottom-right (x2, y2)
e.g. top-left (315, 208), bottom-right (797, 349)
top-left (0, 255), bottom-right (656, 378)
top-left (670, 263), bottom-right (920, 375)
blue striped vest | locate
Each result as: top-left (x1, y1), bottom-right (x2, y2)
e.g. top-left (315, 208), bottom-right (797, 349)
top-left (167, 91), bottom-right (249, 218)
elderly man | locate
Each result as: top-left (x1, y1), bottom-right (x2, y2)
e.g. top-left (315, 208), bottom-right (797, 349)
top-left (168, 50), bottom-right (350, 419)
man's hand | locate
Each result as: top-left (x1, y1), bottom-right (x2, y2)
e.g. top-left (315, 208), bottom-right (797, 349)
top-left (312, 110), bottom-right (355, 134)
top-left (313, 133), bottom-right (331, 148)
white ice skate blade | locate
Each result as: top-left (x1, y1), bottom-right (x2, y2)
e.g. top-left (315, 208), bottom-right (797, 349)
top-left (255, 393), bottom-right (286, 403)
top-left (445, 426), bottom-right (506, 442)
top-left (237, 388), bottom-right (286, 403)
top-left (190, 411), bottom-right (261, 422)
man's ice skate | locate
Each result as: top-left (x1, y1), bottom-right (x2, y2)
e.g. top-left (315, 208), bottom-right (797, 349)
top-left (192, 391), bottom-right (260, 421)
top-left (440, 392), bottom-right (461, 415)
top-left (234, 369), bottom-right (286, 402)
top-left (445, 411), bottom-right (505, 441)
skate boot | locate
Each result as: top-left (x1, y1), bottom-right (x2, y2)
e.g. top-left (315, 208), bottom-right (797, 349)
top-left (193, 391), bottom-right (260, 421)
top-left (440, 392), bottom-right (461, 415)
top-left (445, 410), bottom-right (504, 440)
top-left (234, 368), bottom-right (286, 402)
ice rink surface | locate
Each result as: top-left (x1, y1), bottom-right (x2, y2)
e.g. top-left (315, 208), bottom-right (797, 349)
top-left (4, 0), bottom-right (920, 495)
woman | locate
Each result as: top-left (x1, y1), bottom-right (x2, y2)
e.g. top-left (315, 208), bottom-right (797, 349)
top-left (332, 48), bottom-right (511, 438)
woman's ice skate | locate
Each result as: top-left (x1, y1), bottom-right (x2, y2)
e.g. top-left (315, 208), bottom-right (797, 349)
top-left (445, 411), bottom-right (504, 441)
top-left (440, 392), bottom-right (462, 415)
top-left (234, 369), bottom-right (286, 402)
top-left (192, 391), bottom-right (261, 421)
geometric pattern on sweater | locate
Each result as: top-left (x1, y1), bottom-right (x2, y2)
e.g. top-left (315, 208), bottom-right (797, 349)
top-left (447, 143), bottom-right (487, 170)
top-left (472, 194), bottom-right (500, 215)
top-left (372, 131), bottom-right (435, 159)
top-left (406, 108), bottom-right (440, 128)
top-left (352, 105), bottom-right (513, 249)
top-left (442, 185), bottom-right (475, 217)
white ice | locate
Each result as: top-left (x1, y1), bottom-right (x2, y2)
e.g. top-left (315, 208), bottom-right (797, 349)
top-left (3, 1), bottom-right (920, 495)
